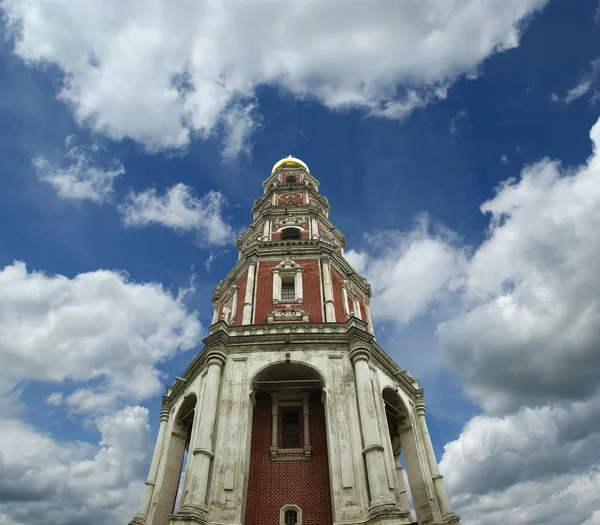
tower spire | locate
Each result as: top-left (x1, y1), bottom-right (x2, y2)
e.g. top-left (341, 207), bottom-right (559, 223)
top-left (129, 158), bottom-right (461, 525)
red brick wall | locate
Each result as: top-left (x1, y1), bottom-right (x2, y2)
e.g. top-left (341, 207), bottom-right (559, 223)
top-left (245, 393), bottom-right (333, 525)
top-left (254, 260), bottom-right (324, 324)
top-left (330, 267), bottom-right (347, 322)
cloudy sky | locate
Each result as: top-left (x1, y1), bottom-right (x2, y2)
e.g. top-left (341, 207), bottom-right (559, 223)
top-left (1, 1), bottom-right (599, 524)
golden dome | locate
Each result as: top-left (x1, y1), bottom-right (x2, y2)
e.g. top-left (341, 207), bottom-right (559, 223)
top-left (271, 155), bottom-right (310, 174)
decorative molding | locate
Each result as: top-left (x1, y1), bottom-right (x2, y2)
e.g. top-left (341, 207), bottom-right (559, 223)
top-left (267, 305), bottom-right (310, 324)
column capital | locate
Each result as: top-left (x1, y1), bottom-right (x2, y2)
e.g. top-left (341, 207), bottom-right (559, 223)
top-left (415, 399), bottom-right (426, 416)
top-left (206, 350), bottom-right (227, 369)
top-left (349, 346), bottom-right (371, 364)
top-left (159, 408), bottom-right (170, 422)
top-left (319, 255), bottom-right (331, 264)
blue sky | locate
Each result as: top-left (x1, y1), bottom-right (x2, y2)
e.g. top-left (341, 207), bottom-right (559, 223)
top-left (1, 1), bottom-right (600, 524)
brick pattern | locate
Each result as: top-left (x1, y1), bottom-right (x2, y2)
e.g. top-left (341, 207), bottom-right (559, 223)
top-left (245, 393), bottom-right (333, 525)
top-left (254, 260), bottom-right (324, 324)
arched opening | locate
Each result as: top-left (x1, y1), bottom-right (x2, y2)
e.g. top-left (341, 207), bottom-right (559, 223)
top-left (281, 227), bottom-right (301, 240)
top-left (152, 394), bottom-right (196, 525)
top-left (244, 362), bottom-right (332, 525)
top-left (285, 175), bottom-right (297, 183)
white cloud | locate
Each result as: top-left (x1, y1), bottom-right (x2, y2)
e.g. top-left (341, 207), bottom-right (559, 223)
top-left (3, 0), bottom-right (548, 154)
top-left (120, 184), bottom-right (236, 246)
top-left (0, 261), bottom-right (202, 524)
top-left (552, 57), bottom-right (600, 105)
top-left (0, 405), bottom-right (150, 525)
top-left (33, 136), bottom-right (124, 202)
top-left (438, 118), bottom-right (600, 413)
top-left (351, 117), bottom-right (600, 525)
top-left (0, 261), bottom-right (201, 409)
top-left (449, 110), bottom-right (467, 135)
top-left (346, 215), bottom-right (466, 327)
top-left (500, 154), bottom-right (509, 164)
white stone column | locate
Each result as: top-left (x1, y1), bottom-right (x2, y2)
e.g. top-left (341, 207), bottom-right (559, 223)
top-left (320, 257), bottom-right (336, 322)
top-left (242, 261), bottom-right (257, 325)
top-left (179, 351), bottom-right (227, 516)
top-left (311, 217), bottom-right (319, 239)
top-left (131, 409), bottom-right (170, 524)
top-left (416, 401), bottom-right (460, 524)
top-left (270, 393), bottom-right (279, 457)
top-left (302, 392), bottom-right (311, 456)
top-left (364, 300), bottom-right (374, 336)
top-left (353, 297), bottom-right (362, 320)
top-left (342, 285), bottom-right (350, 318)
top-left (263, 219), bottom-right (271, 241)
top-left (294, 271), bottom-right (303, 303)
top-left (350, 347), bottom-right (394, 510)
top-left (272, 270), bottom-right (282, 302)
top-left (229, 287), bottom-right (239, 325)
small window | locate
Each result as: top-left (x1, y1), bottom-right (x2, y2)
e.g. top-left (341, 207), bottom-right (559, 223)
top-left (284, 510), bottom-right (298, 525)
top-left (281, 282), bottom-right (295, 301)
top-left (286, 175), bottom-right (297, 183)
top-left (281, 228), bottom-right (300, 240)
top-left (282, 411), bottom-right (300, 448)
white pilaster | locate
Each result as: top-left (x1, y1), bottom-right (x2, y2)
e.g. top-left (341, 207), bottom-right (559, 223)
top-left (242, 261), bottom-right (257, 325)
top-left (364, 300), bottom-right (374, 336)
top-left (320, 257), bottom-right (336, 322)
top-left (211, 304), bottom-right (218, 325)
top-left (294, 271), bottom-right (303, 302)
top-left (350, 348), bottom-right (395, 510)
top-left (272, 271), bottom-right (282, 302)
top-left (342, 286), bottom-right (350, 318)
top-left (179, 352), bottom-right (227, 515)
top-left (230, 288), bottom-right (239, 325)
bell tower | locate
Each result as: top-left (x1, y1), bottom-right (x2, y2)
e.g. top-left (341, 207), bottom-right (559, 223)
top-left (129, 156), bottom-right (461, 525)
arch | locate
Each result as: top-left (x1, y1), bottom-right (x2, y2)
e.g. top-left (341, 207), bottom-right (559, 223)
top-left (152, 393), bottom-right (197, 525)
top-left (245, 360), bottom-right (332, 525)
top-left (251, 359), bottom-right (326, 388)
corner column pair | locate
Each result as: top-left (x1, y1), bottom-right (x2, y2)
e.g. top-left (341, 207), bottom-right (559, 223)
top-left (350, 345), bottom-right (404, 517)
top-left (173, 351), bottom-right (227, 523)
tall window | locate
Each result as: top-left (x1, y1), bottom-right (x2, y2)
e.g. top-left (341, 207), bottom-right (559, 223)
top-left (282, 411), bottom-right (300, 448)
top-left (281, 281), bottom-right (295, 301)
top-left (281, 228), bottom-right (300, 240)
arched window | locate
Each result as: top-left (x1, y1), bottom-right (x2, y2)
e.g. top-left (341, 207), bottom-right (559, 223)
top-left (281, 228), bottom-right (300, 240)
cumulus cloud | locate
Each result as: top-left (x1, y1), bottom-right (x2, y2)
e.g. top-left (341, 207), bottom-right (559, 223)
top-left (0, 405), bottom-right (150, 525)
top-left (351, 117), bottom-right (600, 525)
top-left (2, 0), bottom-right (548, 154)
top-left (0, 261), bottom-right (201, 409)
top-left (33, 136), bottom-right (124, 202)
top-left (0, 261), bottom-right (202, 524)
top-left (346, 215), bottom-right (466, 327)
top-left (120, 184), bottom-right (236, 246)
top-left (435, 117), bottom-right (600, 525)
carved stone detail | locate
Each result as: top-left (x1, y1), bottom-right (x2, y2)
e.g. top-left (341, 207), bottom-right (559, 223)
top-left (267, 305), bottom-right (310, 323)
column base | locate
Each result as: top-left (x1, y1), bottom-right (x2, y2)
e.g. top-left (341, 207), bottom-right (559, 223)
top-left (441, 511), bottom-right (461, 525)
top-left (168, 505), bottom-right (208, 525)
top-left (367, 503), bottom-right (412, 525)
top-left (128, 516), bottom-right (147, 525)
